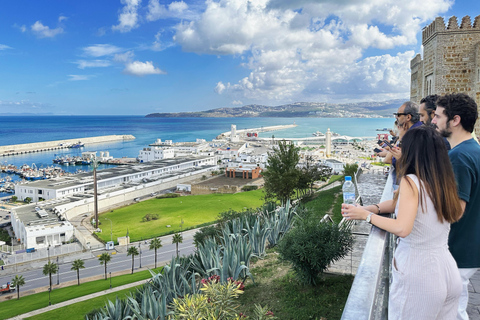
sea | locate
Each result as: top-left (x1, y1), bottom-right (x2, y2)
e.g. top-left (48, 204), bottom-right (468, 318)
top-left (0, 116), bottom-right (395, 197)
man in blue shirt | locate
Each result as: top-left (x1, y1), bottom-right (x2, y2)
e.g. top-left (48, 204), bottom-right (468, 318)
top-left (432, 93), bottom-right (480, 320)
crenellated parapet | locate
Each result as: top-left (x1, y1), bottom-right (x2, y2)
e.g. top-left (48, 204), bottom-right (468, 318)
top-left (422, 15), bottom-right (480, 44)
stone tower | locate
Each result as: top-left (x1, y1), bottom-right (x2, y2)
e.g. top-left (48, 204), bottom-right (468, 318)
top-left (326, 128), bottom-right (332, 157)
top-left (410, 15), bottom-right (480, 136)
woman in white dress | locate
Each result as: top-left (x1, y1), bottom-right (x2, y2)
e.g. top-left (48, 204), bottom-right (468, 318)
top-left (342, 126), bottom-right (463, 319)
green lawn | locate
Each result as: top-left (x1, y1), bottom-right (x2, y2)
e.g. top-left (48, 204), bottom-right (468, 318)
top-left (97, 189), bottom-right (265, 243)
top-left (0, 267), bottom-right (163, 319)
top-left (302, 185), bottom-right (344, 223)
top-left (25, 287), bottom-right (138, 320)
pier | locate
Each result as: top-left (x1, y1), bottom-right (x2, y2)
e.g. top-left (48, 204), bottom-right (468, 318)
top-left (217, 124), bottom-right (297, 139)
top-left (0, 135), bottom-right (135, 157)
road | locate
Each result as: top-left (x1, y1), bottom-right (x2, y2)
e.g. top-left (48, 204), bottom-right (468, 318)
top-left (0, 237), bottom-right (196, 296)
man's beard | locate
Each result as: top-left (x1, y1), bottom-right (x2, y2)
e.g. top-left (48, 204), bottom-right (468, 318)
top-left (434, 121), bottom-right (451, 138)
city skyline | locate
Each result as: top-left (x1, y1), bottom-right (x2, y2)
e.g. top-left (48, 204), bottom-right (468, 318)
top-left (1, 0), bottom-right (479, 115)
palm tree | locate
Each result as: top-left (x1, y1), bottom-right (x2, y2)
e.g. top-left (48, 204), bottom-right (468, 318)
top-left (98, 253), bottom-right (111, 280)
top-left (172, 233), bottom-right (183, 258)
top-left (71, 259), bottom-right (85, 285)
top-left (42, 261), bottom-right (58, 293)
top-left (127, 246), bottom-right (139, 274)
top-left (149, 237), bottom-right (163, 269)
top-left (11, 275), bottom-right (25, 300)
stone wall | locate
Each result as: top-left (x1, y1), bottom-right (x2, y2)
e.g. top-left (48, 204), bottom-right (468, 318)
top-left (411, 15), bottom-right (480, 136)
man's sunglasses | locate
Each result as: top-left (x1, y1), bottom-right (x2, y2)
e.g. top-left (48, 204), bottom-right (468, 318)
top-left (393, 112), bottom-right (408, 116)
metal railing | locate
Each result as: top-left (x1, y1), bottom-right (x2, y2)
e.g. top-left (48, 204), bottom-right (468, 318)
top-left (341, 170), bottom-right (395, 320)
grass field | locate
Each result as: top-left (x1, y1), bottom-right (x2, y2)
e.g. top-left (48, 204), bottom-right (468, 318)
top-left (0, 268), bottom-right (163, 319)
top-left (97, 189), bottom-right (265, 243)
top-left (302, 185), bottom-right (344, 223)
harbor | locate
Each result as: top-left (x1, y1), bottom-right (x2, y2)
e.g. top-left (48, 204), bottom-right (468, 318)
top-left (216, 124), bottom-right (297, 139)
top-left (0, 135), bottom-right (135, 157)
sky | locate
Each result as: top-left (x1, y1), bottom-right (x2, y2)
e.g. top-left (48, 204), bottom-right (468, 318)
top-left (1, 0), bottom-right (479, 115)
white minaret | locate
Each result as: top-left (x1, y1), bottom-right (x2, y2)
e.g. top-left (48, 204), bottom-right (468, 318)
top-left (230, 124), bottom-right (239, 142)
top-left (326, 128), bottom-right (332, 157)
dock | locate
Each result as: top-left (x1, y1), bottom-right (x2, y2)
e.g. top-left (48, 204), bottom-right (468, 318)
top-left (0, 135), bottom-right (135, 157)
top-left (217, 124), bottom-right (297, 139)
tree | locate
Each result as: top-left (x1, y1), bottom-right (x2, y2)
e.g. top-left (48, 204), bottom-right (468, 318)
top-left (24, 197), bottom-right (32, 204)
top-left (343, 163), bottom-right (359, 179)
top-left (297, 157), bottom-right (332, 197)
top-left (98, 253), bottom-right (111, 280)
top-left (71, 259), bottom-right (85, 285)
top-left (149, 237), bottom-right (163, 269)
top-left (127, 246), bottom-right (139, 274)
top-left (11, 275), bottom-right (25, 300)
top-left (42, 261), bottom-right (58, 293)
top-left (262, 140), bottom-right (301, 203)
top-left (11, 195), bottom-right (17, 202)
top-left (172, 233), bottom-right (183, 258)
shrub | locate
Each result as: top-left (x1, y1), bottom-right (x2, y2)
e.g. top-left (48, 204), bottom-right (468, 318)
top-left (277, 212), bottom-right (354, 285)
top-left (24, 197), bottom-right (32, 204)
top-left (193, 225), bottom-right (221, 247)
top-left (11, 196), bottom-right (17, 202)
top-left (156, 193), bottom-right (180, 199)
top-left (343, 163), bottom-right (359, 178)
top-left (142, 213), bottom-right (159, 222)
top-left (241, 185), bottom-right (258, 192)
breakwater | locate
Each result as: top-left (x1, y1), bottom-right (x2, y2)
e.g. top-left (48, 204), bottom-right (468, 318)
top-left (217, 124), bottom-right (297, 138)
top-left (0, 135), bottom-right (135, 157)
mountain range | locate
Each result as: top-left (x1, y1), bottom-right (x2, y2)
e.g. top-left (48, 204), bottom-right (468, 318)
top-left (145, 100), bottom-right (406, 118)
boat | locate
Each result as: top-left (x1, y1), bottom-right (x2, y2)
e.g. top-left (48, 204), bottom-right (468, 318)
top-left (312, 131), bottom-right (324, 136)
top-left (376, 128), bottom-right (389, 131)
top-left (70, 142), bottom-right (85, 148)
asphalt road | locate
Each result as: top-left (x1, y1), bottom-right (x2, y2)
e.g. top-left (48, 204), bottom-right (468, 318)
top-left (0, 239), bottom-right (196, 295)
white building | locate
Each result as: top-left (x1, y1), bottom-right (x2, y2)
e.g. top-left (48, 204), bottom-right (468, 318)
top-left (15, 156), bottom-right (217, 203)
top-left (11, 205), bottom-right (74, 249)
top-left (138, 147), bottom-right (175, 162)
top-left (322, 159), bottom-right (345, 174)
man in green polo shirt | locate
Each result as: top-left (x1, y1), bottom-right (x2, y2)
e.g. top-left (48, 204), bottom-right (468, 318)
top-left (432, 93), bottom-right (480, 320)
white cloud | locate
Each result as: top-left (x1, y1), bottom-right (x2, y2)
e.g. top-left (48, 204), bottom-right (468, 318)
top-left (0, 100), bottom-right (53, 113)
top-left (75, 60), bottom-right (112, 69)
top-left (232, 100), bottom-right (243, 105)
top-left (0, 44), bottom-right (12, 50)
top-left (123, 61), bottom-right (166, 76)
top-left (31, 21), bottom-right (64, 38)
top-left (83, 44), bottom-right (123, 57)
top-left (112, 0), bottom-right (141, 33)
top-left (58, 16), bottom-right (68, 22)
top-left (113, 51), bottom-right (135, 63)
top-left (20, 25), bottom-right (26, 32)
top-left (172, 0), bottom-right (451, 102)
top-left (147, 0), bottom-right (189, 21)
top-left (68, 75), bottom-right (94, 81)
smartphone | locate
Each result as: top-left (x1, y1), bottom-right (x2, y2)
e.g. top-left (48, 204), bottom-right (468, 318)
top-left (377, 139), bottom-right (384, 145)
top-left (373, 148), bottom-right (382, 153)
top-left (382, 140), bottom-right (394, 148)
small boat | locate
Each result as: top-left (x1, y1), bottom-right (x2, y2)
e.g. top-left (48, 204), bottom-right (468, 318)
top-left (70, 142), bottom-right (85, 148)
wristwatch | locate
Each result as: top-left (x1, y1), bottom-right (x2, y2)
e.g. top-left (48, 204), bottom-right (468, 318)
top-left (366, 212), bottom-right (374, 224)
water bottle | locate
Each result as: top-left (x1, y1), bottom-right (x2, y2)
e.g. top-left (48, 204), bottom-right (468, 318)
top-left (343, 176), bottom-right (356, 205)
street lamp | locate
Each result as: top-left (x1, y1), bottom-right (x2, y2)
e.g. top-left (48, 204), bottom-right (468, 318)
top-left (48, 287), bottom-right (51, 306)
top-left (138, 242), bottom-right (142, 268)
top-left (109, 272), bottom-right (112, 289)
top-left (56, 256), bottom-right (59, 285)
top-left (104, 218), bottom-right (113, 242)
top-left (47, 245), bottom-right (50, 261)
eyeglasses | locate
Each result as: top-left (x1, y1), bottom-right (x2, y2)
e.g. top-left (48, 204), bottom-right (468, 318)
top-left (393, 113), bottom-right (408, 116)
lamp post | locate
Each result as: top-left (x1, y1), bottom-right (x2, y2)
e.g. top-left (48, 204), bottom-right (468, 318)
top-left (48, 287), bottom-right (51, 306)
top-left (47, 245), bottom-right (50, 261)
top-left (93, 155), bottom-right (99, 229)
top-left (138, 242), bottom-right (142, 268)
top-left (104, 218), bottom-right (113, 242)
top-left (109, 272), bottom-right (112, 289)
top-left (56, 256), bottom-right (59, 285)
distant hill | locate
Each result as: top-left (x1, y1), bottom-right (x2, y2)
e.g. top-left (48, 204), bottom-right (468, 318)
top-left (145, 100), bottom-right (406, 118)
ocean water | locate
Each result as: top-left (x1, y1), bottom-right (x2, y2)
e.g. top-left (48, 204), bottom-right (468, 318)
top-left (0, 116), bottom-right (394, 196)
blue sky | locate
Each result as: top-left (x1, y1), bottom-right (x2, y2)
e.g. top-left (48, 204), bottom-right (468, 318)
top-left (0, 0), bottom-right (479, 115)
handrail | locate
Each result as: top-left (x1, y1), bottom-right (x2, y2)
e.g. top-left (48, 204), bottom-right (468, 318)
top-left (341, 170), bottom-right (395, 320)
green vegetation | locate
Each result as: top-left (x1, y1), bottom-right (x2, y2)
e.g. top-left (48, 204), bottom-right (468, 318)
top-left (277, 212), bottom-right (354, 285)
top-left (343, 163), bottom-right (359, 178)
top-left (302, 185), bottom-right (344, 223)
top-left (1, 268), bottom-right (163, 320)
top-left (371, 161), bottom-right (388, 167)
top-left (0, 228), bottom-right (12, 245)
top-left (97, 189), bottom-right (264, 243)
top-left (11, 275), bottom-right (25, 300)
top-left (237, 249), bottom-right (353, 320)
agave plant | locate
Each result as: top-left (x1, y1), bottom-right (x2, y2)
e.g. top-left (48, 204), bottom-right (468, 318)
top-left (148, 256), bottom-right (199, 305)
top-left (126, 286), bottom-right (170, 320)
top-left (244, 217), bottom-right (271, 259)
top-left (266, 201), bottom-right (297, 248)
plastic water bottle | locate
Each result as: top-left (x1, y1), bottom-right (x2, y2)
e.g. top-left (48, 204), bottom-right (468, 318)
top-left (343, 176), bottom-right (356, 205)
